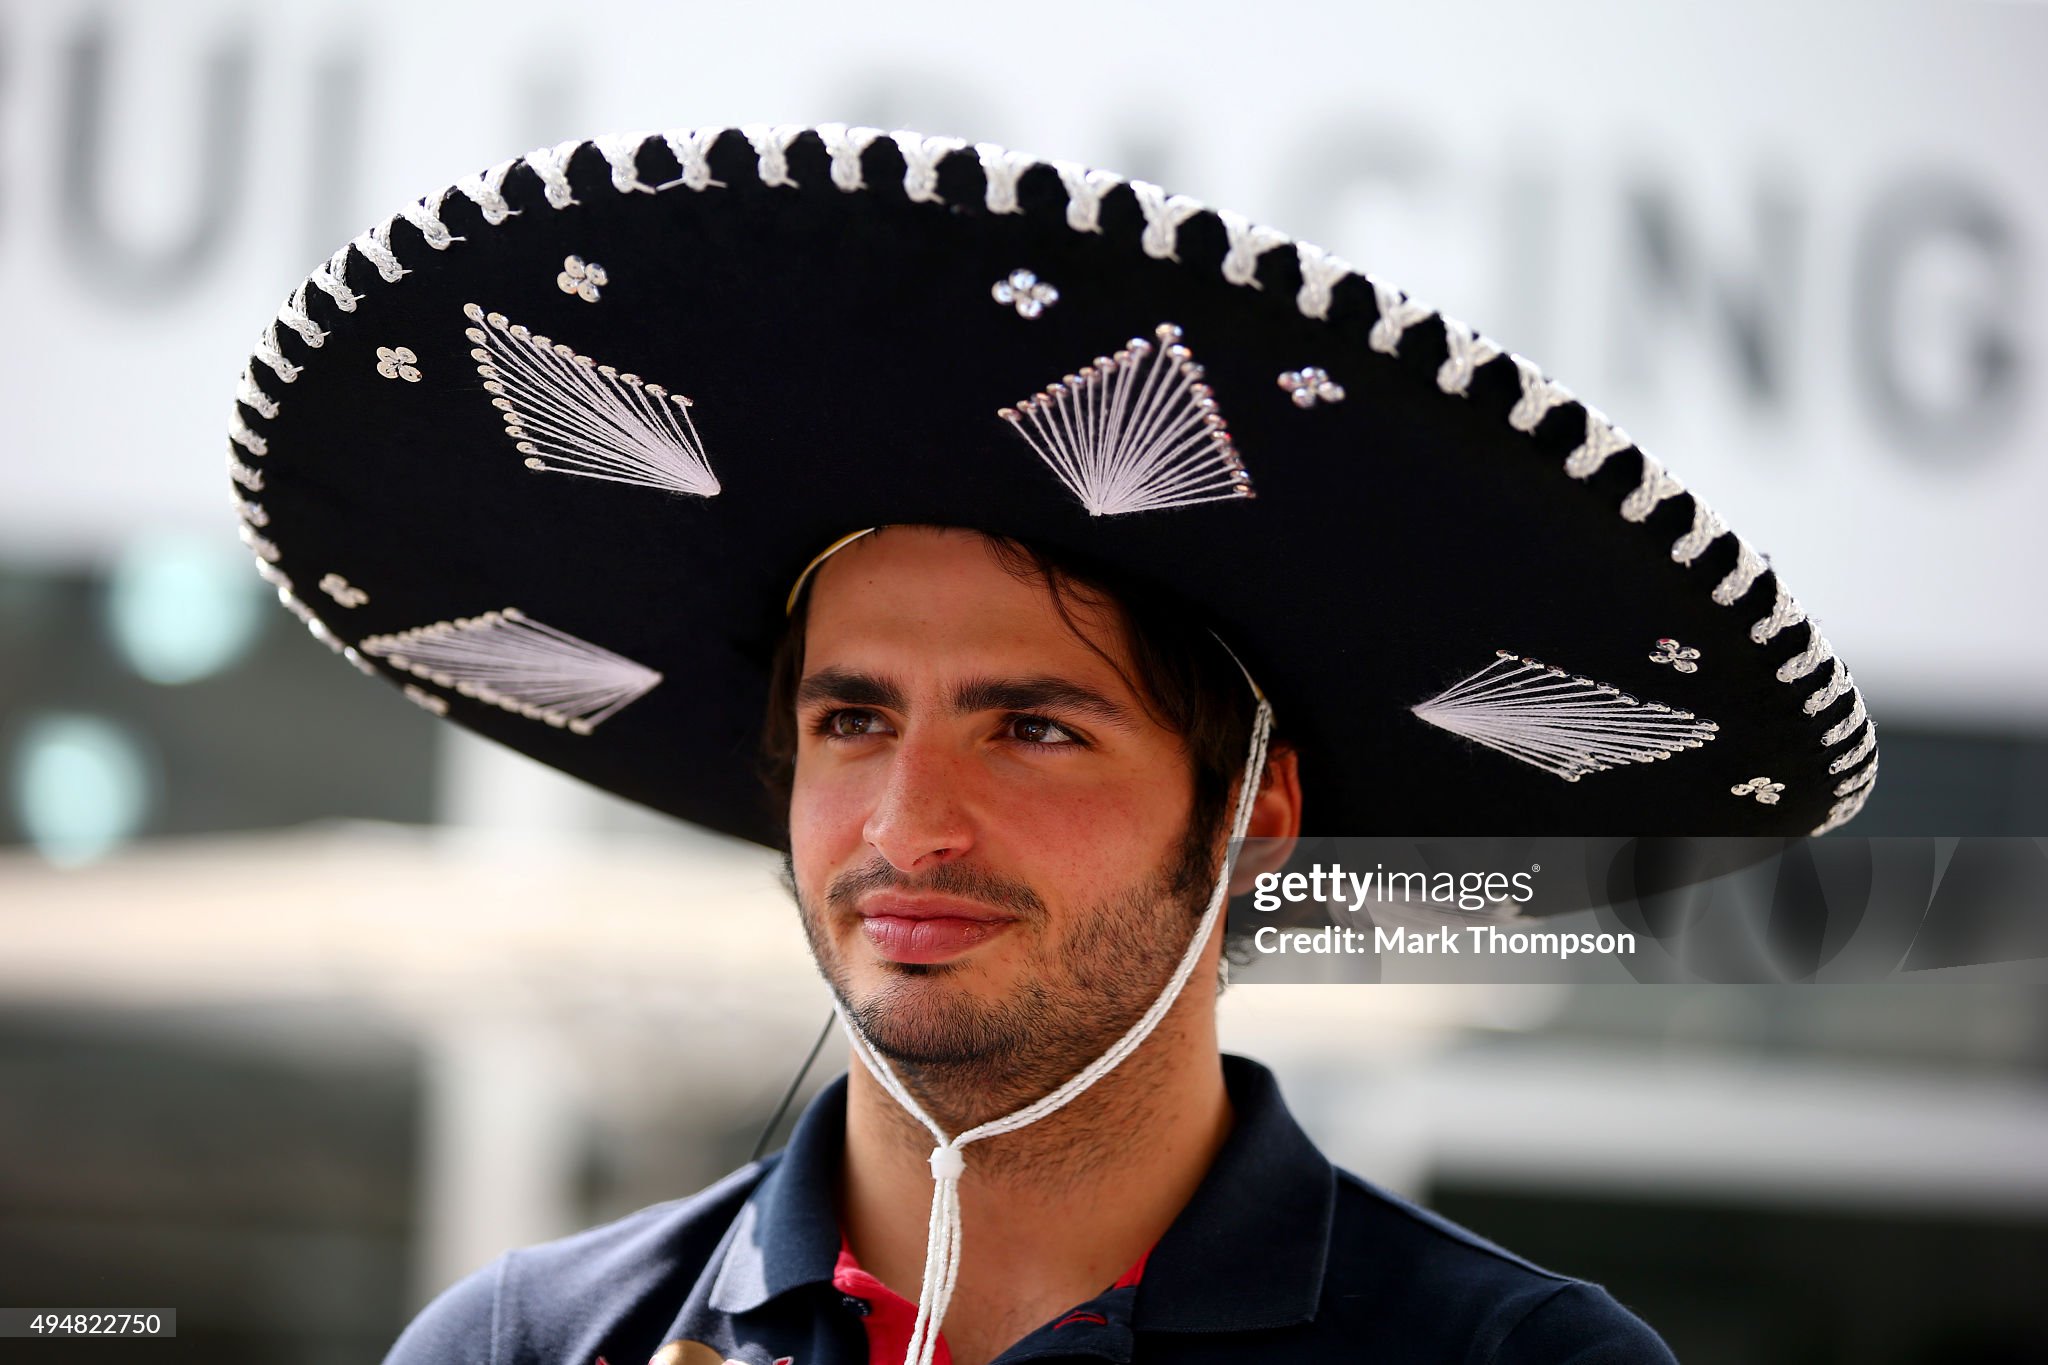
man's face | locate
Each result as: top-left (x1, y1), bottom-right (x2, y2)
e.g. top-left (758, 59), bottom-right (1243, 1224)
top-left (787, 528), bottom-right (1216, 1095)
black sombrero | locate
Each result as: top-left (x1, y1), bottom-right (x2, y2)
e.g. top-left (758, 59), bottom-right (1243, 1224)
top-left (227, 124), bottom-right (1878, 845)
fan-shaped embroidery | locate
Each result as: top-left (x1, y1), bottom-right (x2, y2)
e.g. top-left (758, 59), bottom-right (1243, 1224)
top-left (359, 607), bottom-right (662, 735)
top-left (1412, 650), bottom-right (1719, 781)
top-left (464, 304), bottom-right (719, 498)
top-left (999, 323), bottom-right (1250, 516)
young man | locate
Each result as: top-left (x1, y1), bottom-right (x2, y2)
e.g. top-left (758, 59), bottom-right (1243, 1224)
top-left (231, 123), bottom-right (1876, 1364)
top-left (382, 523), bottom-right (1676, 1363)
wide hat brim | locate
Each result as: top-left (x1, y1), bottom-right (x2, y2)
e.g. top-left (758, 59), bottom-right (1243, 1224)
top-left (229, 125), bottom-right (1877, 847)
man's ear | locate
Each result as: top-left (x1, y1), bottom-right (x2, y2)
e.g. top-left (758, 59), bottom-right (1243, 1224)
top-left (1228, 744), bottom-right (1301, 895)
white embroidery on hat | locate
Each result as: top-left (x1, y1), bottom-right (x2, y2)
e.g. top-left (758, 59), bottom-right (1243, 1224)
top-left (1051, 160), bottom-right (1122, 232)
top-left (1564, 408), bottom-right (1632, 478)
top-left (281, 604), bottom-right (365, 669)
top-left (1507, 354), bottom-right (1575, 432)
top-left (230, 511), bottom-right (276, 560)
top-left (249, 296), bottom-right (313, 386)
top-left (999, 323), bottom-right (1250, 517)
top-left (231, 494), bottom-right (268, 528)
top-left (375, 345), bottom-right (422, 382)
top-left (1650, 638), bottom-right (1700, 672)
top-left (351, 218), bottom-right (408, 283)
top-left (976, 142), bottom-right (1036, 214)
top-left (395, 194), bottom-right (461, 250)
top-left (1296, 242), bottom-right (1353, 321)
top-left (991, 269), bottom-right (1058, 319)
top-left (269, 579), bottom-right (363, 676)
top-left (1802, 658), bottom-right (1853, 716)
top-left (1821, 690), bottom-right (1867, 748)
top-left (1713, 539), bottom-right (1767, 605)
top-left (360, 607), bottom-right (662, 735)
top-left (1277, 367), bottom-right (1344, 408)
top-left (1828, 721), bottom-right (1877, 775)
top-left (1776, 622), bottom-right (1872, 825)
top-left (894, 131), bottom-right (968, 204)
top-left (1217, 210), bottom-right (1288, 287)
top-left (525, 141), bottom-right (581, 208)
top-left (403, 685), bottom-right (449, 716)
top-left (239, 523), bottom-right (280, 563)
top-left (1816, 683), bottom-right (1876, 829)
top-left (1812, 783), bottom-right (1873, 836)
top-left (465, 304), bottom-right (720, 498)
top-left (820, 123), bottom-right (884, 191)
top-left (743, 123), bottom-right (806, 188)
top-left (250, 339), bottom-right (296, 388)
top-left (275, 284), bottom-right (326, 349)
top-left (1411, 650), bottom-right (1719, 782)
top-left (1672, 499), bottom-right (1727, 564)
top-left (236, 366), bottom-right (281, 419)
top-left (1834, 754), bottom-right (1878, 797)
top-left (228, 454), bottom-right (264, 492)
top-left (1368, 281), bottom-right (1435, 356)
top-left (1813, 688), bottom-right (1876, 832)
top-left (292, 247), bottom-right (351, 318)
top-left (1437, 315), bottom-right (1503, 394)
top-left (228, 410), bottom-right (269, 456)
top-left (556, 256), bottom-right (606, 302)
top-left (1620, 453), bottom-right (1685, 522)
top-left (1776, 626), bottom-right (1832, 682)
top-left (1751, 586), bottom-right (1806, 644)
top-left (320, 574), bottom-right (368, 608)
top-left (1131, 180), bottom-right (1204, 261)
top-left (591, 132), bottom-right (658, 194)
top-left (1732, 776), bottom-right (1785, 805)
top-left (659, 128), bottom-right (725, 191)
top-left (452, 157), bottom-right (521, 224)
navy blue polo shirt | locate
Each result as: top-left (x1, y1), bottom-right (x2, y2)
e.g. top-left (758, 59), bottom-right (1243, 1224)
top-left (384, 1056), bottom-right (1676, 1364)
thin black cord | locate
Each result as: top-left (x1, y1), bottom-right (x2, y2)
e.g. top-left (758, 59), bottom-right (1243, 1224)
top-left (751, 1010), bottom-right (837, 1162)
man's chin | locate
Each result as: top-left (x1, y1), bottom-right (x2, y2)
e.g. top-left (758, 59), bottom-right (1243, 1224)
top-left (844, 982), bottom-right (1030, 1070)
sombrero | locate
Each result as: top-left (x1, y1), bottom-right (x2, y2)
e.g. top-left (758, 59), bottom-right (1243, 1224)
top-left (227, 124), bottom-right (1878, 844)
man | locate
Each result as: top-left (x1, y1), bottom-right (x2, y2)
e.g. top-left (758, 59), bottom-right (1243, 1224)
top-left (777, 526), bottom-right (1294, 1363)
top-left (231, 123), bottom-right (1876, 1364)
top-left (380, 523), bottom-right (1674, 1363)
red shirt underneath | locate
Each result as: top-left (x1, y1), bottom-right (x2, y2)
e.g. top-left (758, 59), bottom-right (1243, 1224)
top-left (830, 1238), bottom-right (1150, 1365)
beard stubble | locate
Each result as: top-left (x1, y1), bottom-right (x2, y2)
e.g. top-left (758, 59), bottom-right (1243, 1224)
top-left (789, 816), bottom-right (1220, 1121)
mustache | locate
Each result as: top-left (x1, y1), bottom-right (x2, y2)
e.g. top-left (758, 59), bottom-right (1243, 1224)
top-left (824, 856), bottom-right (1047, 919)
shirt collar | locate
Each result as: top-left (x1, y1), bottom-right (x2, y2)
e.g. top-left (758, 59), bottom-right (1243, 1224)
top-left (1132, 1054), bottom-right (1334, 1332)
top-left (706, 1072), bottom-right (848, 1315)
top-left (704, 1054), bottom-right (1335, 1333)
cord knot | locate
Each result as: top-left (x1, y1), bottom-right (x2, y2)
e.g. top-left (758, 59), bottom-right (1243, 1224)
top-left (928, 1143), bottom-right (965, 1182)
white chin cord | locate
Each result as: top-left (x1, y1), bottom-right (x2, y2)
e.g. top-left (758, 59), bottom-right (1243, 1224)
top-left (835, 698), bottom-right (1274, 1365)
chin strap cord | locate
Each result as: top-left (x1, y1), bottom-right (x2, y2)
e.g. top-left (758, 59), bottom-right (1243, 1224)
top-left (835, 698), bottom-right (1274, 1365)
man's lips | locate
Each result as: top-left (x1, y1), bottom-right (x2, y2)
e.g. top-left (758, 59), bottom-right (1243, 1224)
top-left (855, 895), bottom-right (1018, 965)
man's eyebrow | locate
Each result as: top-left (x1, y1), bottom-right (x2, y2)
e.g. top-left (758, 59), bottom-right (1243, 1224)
top-left (951, 676), bottom-right (1140, 731)
top-left (796, 668), bottom-right (906, 711)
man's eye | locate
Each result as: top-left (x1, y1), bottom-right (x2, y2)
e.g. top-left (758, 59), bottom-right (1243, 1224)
top-left (823, 709), bottom-right (889, 738)
top-left (1006, 715), bottom-right (1079, 746)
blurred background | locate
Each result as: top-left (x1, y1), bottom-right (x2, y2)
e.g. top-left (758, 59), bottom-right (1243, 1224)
top-left (2, 0), bottom-right (2045, 1360)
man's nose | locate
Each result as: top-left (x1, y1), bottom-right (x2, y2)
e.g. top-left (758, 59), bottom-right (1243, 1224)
top-left (862, 739), bottom-right (976, 874)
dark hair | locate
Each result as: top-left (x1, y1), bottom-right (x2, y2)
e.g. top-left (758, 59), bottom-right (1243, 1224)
top-left (759, 528), bottom-right (1275, 865)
